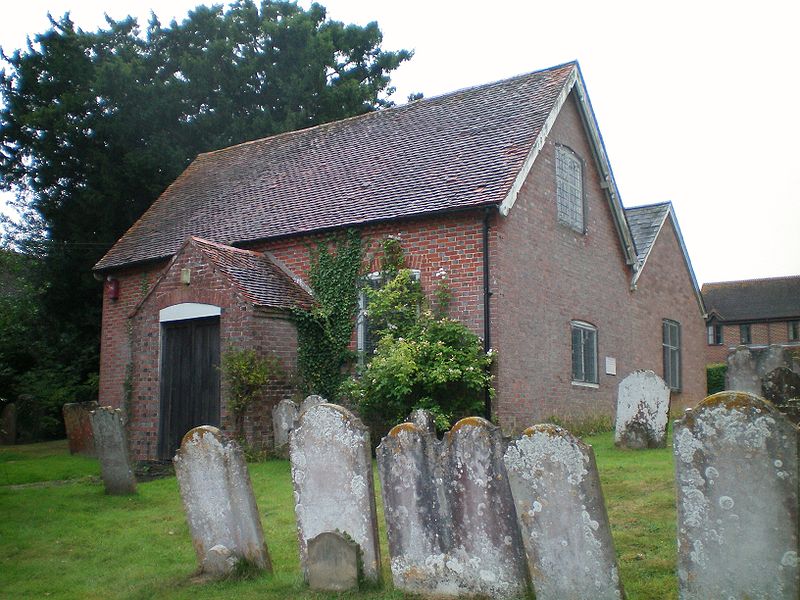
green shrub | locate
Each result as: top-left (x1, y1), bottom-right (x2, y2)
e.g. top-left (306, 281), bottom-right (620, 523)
top-left (706, 363), bottom-right (726, 395)
top-left (221, 349), bottom-right (280, 438)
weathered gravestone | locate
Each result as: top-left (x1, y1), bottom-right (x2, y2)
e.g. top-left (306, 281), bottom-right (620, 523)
top-left (674, 391), bottom-right (799, 599)
top-left (725, 346), bottom-right (761, 395)
top-left (1, 403), bottom-right (16, 445)
top-left (762, 367), bottom-right (800, 407)
top-left (377, 422), bottom-right (452, 594)
top-left (299, 394), bottom-right (325, 415)
top-left (272, 398), bottom-right (298, 455)
top-left (442, 417), bottom-right (529, 598)
top-left (63, 400), bottom-right (99, 456)
top-left (290, 403), bottom-right (381, 583)
top-left (615, 370), bottom-right (671, 449)
top-left (307, 531), bottom-right (360, 591)
top-left (89, 406), bottom-right (136, 495)
top-left (504, 424), bottom-right (623, 600)
top-left (173, 425), bottom-right (272, 577)
top-left (407, 408), bottom-right (437, 434)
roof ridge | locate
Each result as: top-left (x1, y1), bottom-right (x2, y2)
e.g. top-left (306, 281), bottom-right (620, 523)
top-left (625, 200), bottom-right (672, 211)
top-left (703, 274), bottom-right (800, 288)
top-left (197, 61), bottom-right (579, 160)
top-left (190, 236), bottom-right (262, 258)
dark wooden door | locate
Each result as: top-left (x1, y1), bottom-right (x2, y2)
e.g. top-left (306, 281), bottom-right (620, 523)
top-left (158, 316), bottom-right (220, 459)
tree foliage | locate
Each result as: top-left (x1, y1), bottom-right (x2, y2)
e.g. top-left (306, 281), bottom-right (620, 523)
top-left (0, 1), bottom-right (411, 438)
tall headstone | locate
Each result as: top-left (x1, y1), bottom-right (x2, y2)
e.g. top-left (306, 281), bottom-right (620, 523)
top-left (307, 531), bottom-right (360, 591)
top-left (0, 403), bottom-right (16, 445)
top-left (89, 406), bottom-right (136, 495)
top-left (63, 401), bottom-right (99, 456)
top-left (756, 344), bottom-right (794, 378)
top-left (615, 370), bottom-right (671, 449)
top-left (290, 403), bottom-right (381, 583)
top-left (174, 426), bottom-right (272, 576)
top-left (272, 399), bottom-right (298, 455)
top-left (726, 346), bottom-right (762, 395)
top-left (441, 417), bottom-right (529, 598)
top-left (762, 367), bottom-right (800, 407)
top-left (299, 394), bottom-right (325, 415)
top-left (674, 392), bottom-right (799, 599)
top-left (504, 424), bottom-right (623, 600)
top-left (377, 423), bottom-right (452, 594)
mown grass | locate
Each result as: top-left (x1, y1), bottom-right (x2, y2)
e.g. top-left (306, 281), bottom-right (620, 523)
top-left (0, 432), bottom-right (678, 599)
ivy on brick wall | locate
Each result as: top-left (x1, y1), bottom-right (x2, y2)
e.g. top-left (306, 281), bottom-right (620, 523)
top-left (292, 229), bottom-right (363, 399)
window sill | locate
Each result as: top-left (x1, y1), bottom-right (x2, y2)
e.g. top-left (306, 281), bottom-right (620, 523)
top-left (571, 380), bottom-right (599, 389)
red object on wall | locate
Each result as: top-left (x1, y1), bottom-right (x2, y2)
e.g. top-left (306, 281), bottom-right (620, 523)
top-left (106, 278), bottom-right (119, 301)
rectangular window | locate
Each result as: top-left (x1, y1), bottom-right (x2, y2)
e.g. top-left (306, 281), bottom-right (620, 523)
top-left (571, 321), bottom-right (597, 384)
top-left (663, 319), bottom-right (681, 391)
top-left (740, 324), bottom-right (752, 344)
top-left (789, 321), bottom-right (800, 342)
top-left (555, 145), bottom-right (584, 233)
top-left (706, 323), bottom-right (723, 345)
top-left (357, 270), bottom-right (420, 361)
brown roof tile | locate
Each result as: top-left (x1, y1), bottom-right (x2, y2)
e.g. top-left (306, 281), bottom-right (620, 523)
top-left (702, 275), bottom-right (800, 322)
top-left (95, 62), bottom-right (577, 271)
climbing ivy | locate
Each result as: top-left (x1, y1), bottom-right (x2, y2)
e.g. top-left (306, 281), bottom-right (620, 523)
top-left (292, 229), bottom-right (363, 399)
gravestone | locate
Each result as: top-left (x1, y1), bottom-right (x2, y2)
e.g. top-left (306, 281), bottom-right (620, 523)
top-left (674, 391), bottom-right (799, 599)
top-left (407, 408), bottom-right (437, 434)
top-left (307, 531), bottom-right (360, 591)
top-left (272, 399), bottom-right (298, 455)
top-left (504, 424), bottom-right (623, 600)
top-left (756, 344), bottom-right (794, 378)
top-left (63, 401), bottom-right (99, 456)
top-left (173, 425), bottom-right (272, 576)
top-left (1, 403), bottom-right (16, 445)
top-left (762, 367), bottom-right (800, 407)
top-left (441, 417), bottom-right (529, 598)
top-left (725, 346), bottom-right (761, 395)
top-left (615, 370), bottom-right (671, 448)
top-left (89, 406), bottom-right (136, 495)
top-left (290, 403), bottom-right (381, 583)
top-left (377, 422), bottom-right (451, 594)
top-left (299, 394), bottom-right (325, 415)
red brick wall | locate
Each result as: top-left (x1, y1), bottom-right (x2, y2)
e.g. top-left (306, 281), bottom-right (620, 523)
top-left (705, 321), bottom-right (800, 365)
top-left (491, 92), bottom-right (706, 431)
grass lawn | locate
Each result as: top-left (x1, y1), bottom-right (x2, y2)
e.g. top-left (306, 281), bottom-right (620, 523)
top-left (0, 432), bottom-right (677, 599)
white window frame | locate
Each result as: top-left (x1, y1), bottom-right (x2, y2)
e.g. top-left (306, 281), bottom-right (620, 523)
top-left (706, 323), bottom-right (723, 346)
top-left (663, 319), bottom-right (681, 391)
top-left (357, 269), bottom-right (420, 360)
top-left (571, 320), bottom-right (598, 386)
top-left (555, 145), bottom-right (585, 234)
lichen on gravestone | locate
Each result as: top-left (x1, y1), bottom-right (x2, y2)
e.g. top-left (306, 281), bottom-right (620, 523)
top-left (674, 391), bottom-right (799, 599)
top-left (504, 424), bottom-right (623, 600)
top-left (298, 394), bottom-right (326, 415)
top-left (290, 403), bottom-right (381, 584)
top-left (614, 370), bottom-right (671, 449)
top-left (173, 426), bottom-right (272, 577)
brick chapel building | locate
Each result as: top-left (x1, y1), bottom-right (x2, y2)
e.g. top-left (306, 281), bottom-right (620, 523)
top-left (93, 62), bottom-right (707, 461)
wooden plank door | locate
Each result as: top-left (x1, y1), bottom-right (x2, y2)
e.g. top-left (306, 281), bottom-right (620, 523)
top-left (158, 316), bottom-right (221, 459)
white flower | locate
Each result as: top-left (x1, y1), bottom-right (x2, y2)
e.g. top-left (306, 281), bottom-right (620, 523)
top-left (435, 267), bottom-right (448, 279)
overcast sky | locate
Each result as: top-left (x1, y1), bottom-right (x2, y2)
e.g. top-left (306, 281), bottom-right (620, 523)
top-left (1, 0), bottom-right (798, 286)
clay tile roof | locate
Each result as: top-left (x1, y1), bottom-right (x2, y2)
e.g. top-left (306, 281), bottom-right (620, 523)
top-left (94, 62), bottom-right (578, 272)
top-left (625, 202), bottom-right (671, 262)
top-left (701, 275), bottom-right (800, 322)
top-left (191, 237), bottom-right (313, 310)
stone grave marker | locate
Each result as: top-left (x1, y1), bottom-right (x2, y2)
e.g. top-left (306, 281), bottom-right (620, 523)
top-left (756, 344), bottom-right (794, 378)
top-left (726, 346), bottom-right (762, 395)
top-left (63, 400), bottom-right (99, 456)
top-left (441, 417), bottom-right (529, 598)
top-left (1, 403), bottom-right (16, 445)
top-left (615, 370), bottom-right (671, 449)
top-left (377, 422), bottom-right (451, 594)
top-left (307, 531), bottom-right (360, 591)
top-left (299, 394), bottom-right (325, 415)
top-left (272, 398), bottom-right (298, 455)
top-left (174, 425), bottom-right (272, 577)
top-left (762, 367), bottom-right (800, 407)
top-left (407, 408), bottom-right (437, 434)
top-left (504, 424), bottom-right (623, 600)
top-left (290, 403), bottom-right (381, 583)
top-left (674, 391), bottom-right (799, 599)
top-left (89, 406), bottom-right (136, 495)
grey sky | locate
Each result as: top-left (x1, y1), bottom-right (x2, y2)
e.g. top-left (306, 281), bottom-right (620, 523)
top-left (1, 0), bottom-right (798, 285)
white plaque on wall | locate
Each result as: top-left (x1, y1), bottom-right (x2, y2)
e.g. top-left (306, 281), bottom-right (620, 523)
top-left (605, 357), bottom-right (617, 376)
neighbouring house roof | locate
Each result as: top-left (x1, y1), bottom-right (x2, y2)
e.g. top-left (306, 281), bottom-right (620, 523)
top-left (94, 61), bottom-right (638, 273)
top-left (132, 237), bottom-right (313, 316)
top-left (702, 275), bottom-right (800, 323)
top-left (626, 201), bottom-right (705, 314)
